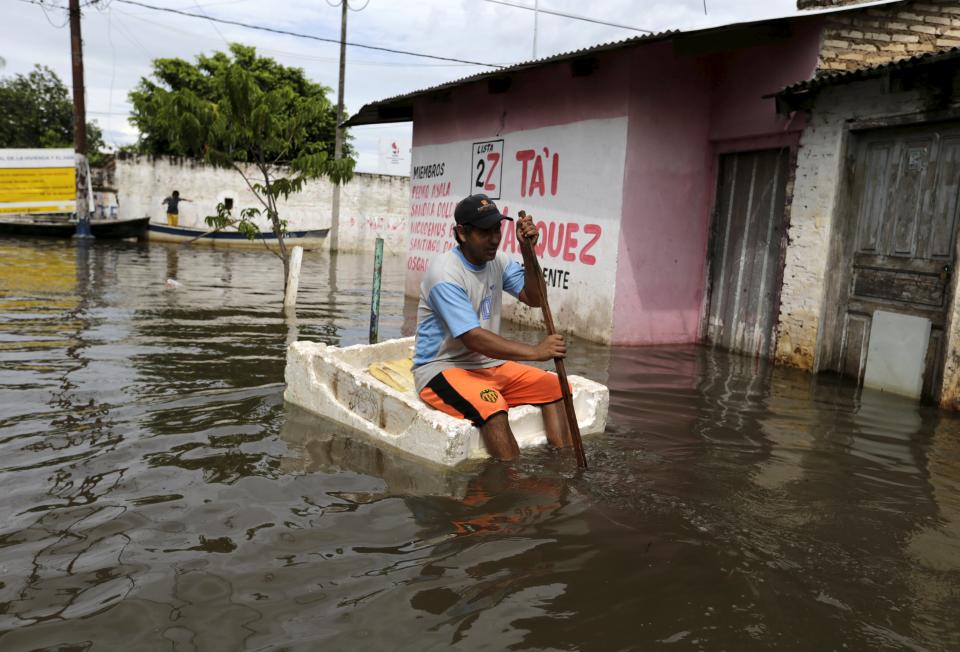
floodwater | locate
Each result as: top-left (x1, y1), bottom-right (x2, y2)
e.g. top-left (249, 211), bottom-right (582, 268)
top-left (1, 238), bottom-right (959, 651)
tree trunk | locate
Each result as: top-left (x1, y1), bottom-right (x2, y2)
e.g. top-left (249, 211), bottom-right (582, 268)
top-left (271, 209), bottom-right (289, 293)
top-left (260, 163), bottom-right (290, 294)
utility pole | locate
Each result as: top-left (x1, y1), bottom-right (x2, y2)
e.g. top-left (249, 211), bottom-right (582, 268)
top-left (330, 0), bottom-right (348, 252)
top-left (69, 0), bottom-right (92, 238)
top-left (532, 0), bottom-right (539, 58)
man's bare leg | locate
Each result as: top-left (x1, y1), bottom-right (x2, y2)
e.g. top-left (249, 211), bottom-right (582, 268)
top-left (480, 412), bottom-right (520, 460)
top-left (542, 401), bottom-right (573, 449)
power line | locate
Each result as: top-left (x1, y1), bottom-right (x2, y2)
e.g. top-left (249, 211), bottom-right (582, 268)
top-left (17, 0), bottom-right (72, 28)
top-left (192, 0), bottom-right (231, 47)
top-left (110, 5), bottom-right (495, 68)
top-left (479, 0), bottom-right (653, 34)
top-left (112, 0), bottom-right (503, 68)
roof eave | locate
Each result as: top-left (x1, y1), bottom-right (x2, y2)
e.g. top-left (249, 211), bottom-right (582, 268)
top-left (770, 45), bottom-right (960, 113)
top-left (343, 1), bottom-right (911, 128)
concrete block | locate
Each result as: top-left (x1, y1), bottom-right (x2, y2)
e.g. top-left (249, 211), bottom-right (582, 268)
top-left (863, 310), bottom-right (932, 400)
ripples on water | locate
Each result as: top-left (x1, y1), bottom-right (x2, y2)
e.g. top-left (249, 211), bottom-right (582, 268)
top-left (0, 238), bottom-right (959, 650)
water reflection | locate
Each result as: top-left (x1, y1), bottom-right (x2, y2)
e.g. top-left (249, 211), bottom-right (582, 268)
top-left (0, 238), bottom-right (958, 649)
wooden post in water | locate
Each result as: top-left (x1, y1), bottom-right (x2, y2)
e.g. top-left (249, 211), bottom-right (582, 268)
top-left (517, 211), bottom-right (588, 469)
top-left (69, 0), bottom-right (92, 239)
top-left (369, 237), bottom-right (384, 344)
top-left (284, 246), bottom-right (304, 309)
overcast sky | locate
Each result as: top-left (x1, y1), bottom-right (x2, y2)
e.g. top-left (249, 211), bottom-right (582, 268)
top-left (3, 0), bottom-right (804, 173)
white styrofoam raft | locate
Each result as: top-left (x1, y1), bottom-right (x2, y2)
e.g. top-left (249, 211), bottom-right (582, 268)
top-left (283, 337), bottom-right (609, 467)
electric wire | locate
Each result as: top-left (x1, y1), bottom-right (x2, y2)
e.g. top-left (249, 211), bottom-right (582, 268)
top-left (192, 0), bottom-right (231, 46)
top-left (111, 7), bottom-right (156, 56)
top-left (110, 6), bottom-right (492, 68)
top-left (24, 0), bottom-right (71, 28)
top-left (478, 0), bottom-right (653, 33)
top-left (112, 0), bottom-right (503, 68)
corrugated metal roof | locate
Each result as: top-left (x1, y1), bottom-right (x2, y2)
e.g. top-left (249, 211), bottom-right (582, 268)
top-left (773, 45), bottom-right (960, 104)
top-left (342, 28), bottom-right (679, 127)
top-left (343, 0), bottom-right (907, 127)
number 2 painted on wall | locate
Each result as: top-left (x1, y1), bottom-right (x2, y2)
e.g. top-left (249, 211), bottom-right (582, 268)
top-left (475, 153), bottom-right (500, 192)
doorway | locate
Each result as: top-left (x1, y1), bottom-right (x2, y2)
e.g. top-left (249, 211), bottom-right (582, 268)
top-left (829, 123), bottom-right (960, 400)
top-left (706, 148), bottom-right (791, 358)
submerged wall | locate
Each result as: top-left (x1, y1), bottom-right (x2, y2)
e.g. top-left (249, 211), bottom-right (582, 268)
top-left (113, 155), bottom-right (410, 254)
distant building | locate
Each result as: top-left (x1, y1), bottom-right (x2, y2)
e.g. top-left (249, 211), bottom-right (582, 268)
top-left (347, 0), bottom-right (960, 405)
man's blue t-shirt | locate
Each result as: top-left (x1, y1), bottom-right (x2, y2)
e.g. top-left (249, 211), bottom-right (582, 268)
top-left (412, 246), bottom-right (525, 393)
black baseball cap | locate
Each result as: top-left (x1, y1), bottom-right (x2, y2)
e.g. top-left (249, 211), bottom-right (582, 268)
top-left (454, 194), bottom-right (513, 229)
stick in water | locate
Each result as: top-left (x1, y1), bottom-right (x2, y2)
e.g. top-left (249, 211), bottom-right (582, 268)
top-left (517, 210), bottom-right (588, 469)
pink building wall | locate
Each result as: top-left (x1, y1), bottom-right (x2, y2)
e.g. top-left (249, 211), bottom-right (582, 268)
top-left (412, 52), bottom-right (632, 146)
top-left (411, 17), bottom-right (825, 345)
top-left (611, 20), bottom-right (823, 344)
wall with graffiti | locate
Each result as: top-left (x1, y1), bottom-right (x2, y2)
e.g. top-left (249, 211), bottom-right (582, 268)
top-left (407, 118), bottom-right (627, 342)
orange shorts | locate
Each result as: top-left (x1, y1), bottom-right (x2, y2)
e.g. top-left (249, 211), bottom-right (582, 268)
top-left (419, 361), bottom-right (566, 426)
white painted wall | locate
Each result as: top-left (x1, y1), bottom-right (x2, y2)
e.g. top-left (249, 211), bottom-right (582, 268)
top-left (113, 155), bottom-right (409, 253)
top-left (406, 118), bottom-right (629, 343)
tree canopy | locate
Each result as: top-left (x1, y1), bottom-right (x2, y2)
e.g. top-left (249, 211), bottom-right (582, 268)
top-left (0, 65), bottom-right (106, 164)
top-left (129, 43), bottom-right (351, 163)
top-left (141, 43), bottom-right (355, 295)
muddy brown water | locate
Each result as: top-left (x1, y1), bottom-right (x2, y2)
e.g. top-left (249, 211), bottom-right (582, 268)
top-left (1, 238), bottom-right (959, 651)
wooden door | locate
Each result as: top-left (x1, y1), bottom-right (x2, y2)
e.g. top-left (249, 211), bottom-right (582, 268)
top-left (706, 148), bottom-right (790, 357)
top-left (838, 124), bottom-right (960, 399)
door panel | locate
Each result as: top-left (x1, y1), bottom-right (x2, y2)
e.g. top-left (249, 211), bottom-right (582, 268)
top-left (841, 312), bottom-right (871, 383)
top-left (927, 136), bottom-right (960, 258)
top-left (855, 142), bottom-right (893, 253)
top-left (707, 148), bottom-right (790, 357)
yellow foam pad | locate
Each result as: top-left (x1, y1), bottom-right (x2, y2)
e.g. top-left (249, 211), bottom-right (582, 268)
top-left (368, 357), bottom-right (414, 393)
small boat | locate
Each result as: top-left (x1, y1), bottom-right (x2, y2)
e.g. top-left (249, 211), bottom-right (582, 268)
top-left (147, 222), bottom-right (330, 250)
top-left (91, 216), bottom-right (151, 239)
top-left (0, 215), bottom-right (150, 240)
top-left (284, 337), bottom-right (609, 468)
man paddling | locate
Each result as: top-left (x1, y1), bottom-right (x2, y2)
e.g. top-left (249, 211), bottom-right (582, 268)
top-left (412, 193), bottom-right (572, 460)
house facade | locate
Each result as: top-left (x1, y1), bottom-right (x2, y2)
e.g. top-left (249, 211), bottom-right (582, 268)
top-left (776, 43), bottom-right (960, 404)
top-left (346, 0), bottom-right (960, 402)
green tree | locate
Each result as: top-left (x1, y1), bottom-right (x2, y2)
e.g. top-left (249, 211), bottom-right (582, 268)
top-left (0, 65), bottom-right (106, 164)
top-left (129, 43), bottom-right (351, 161)
top-left (142, 44), bottom-right (355, 293)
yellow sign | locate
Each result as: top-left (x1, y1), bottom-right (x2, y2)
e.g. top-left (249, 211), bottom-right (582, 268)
top-left (0, 148), bottom-right (76, 214)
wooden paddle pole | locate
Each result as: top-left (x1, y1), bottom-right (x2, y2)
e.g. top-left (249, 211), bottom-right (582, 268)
top-left (517, 210), bottom-right (588, 469)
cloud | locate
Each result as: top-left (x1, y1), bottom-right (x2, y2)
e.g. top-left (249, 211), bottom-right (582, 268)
top-left (2, 0), bottom-right (800, 172)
